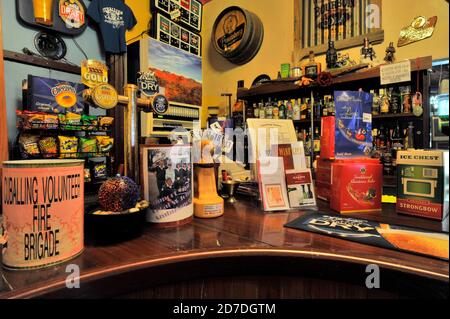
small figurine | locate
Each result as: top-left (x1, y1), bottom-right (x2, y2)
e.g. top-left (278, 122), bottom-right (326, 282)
top-left (361, 37), bottom-right (376, 61)
top-left (384, 42), bottom-right (396, 63)
top-left (326, 40), bottom-right (338, 69)
top-left (336, 53), bottom-right (357, 68)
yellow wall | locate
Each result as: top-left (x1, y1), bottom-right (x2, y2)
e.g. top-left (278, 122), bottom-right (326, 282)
top-left (202, 0), bottom-right (449, 126)
top-left (125, 0), bottom-right (151, 44)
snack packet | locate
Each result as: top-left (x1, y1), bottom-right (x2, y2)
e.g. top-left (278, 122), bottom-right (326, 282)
top-left (96, 136), bottom-right (114, 153)
top-left (93, 162), bottom-right (107, 179)
top-left (38, 136), bottom-right (58, 158)
top-left (79, 137), bottom-right (97, 157)
top-left (18, 134), bottom-right (40, 158)
top-left (99, 117), bottom-right (114, 130)
top-left (58, 136), bottom-right (79, 158)
top-left (82, 115), bottom-right (98, 131)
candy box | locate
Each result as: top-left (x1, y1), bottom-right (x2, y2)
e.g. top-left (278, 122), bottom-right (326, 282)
top-left (334, 91), bottom-right (373, 158)
top-left (331, 158), bottom-right (382, 213)
top-left (27, 75), bottom-right (86, 115)
top-left (396, 150), bottom-right (449, 221)
top-left (320, 116), bottom-right (335, 159)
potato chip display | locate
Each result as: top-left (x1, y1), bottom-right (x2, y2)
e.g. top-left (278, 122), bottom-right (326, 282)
top-left (59, 112), bottom-right (82, 130)
top-left (96, 136), bottom-right (114, 153)
top-left (82, 115), bottom-right (99, 131)
top-left (18, 134), bottom-right (40, 158)
top-left (38, 136), bottom-right (58, 158)
top-left (79, 137), bottom-right (98, 157)
top-left (58, 136), bottom-right (79, 158)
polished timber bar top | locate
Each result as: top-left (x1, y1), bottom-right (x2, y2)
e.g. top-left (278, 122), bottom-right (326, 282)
top-left (0, 199), bottom-right (448, 298)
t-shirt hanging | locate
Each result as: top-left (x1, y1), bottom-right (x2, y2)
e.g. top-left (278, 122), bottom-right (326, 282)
top-left (87, 0), bottom-right (137, 54)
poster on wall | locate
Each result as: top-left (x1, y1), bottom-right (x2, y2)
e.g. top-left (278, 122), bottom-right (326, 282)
top-left (156, 13), bottom-right (201, 56)
top-left (153, 0), bottom-right (203, 32)
top-left (146, 37), bottom-right (202, 107)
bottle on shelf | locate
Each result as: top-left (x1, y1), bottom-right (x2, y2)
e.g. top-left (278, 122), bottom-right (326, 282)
top-left (372, 128), bottom-right (378, 151)
top-left (327, 96), bottom-right (335, 116)
top-left (279, 100), bottom-right (286, 119)
top-left (265, 98), bottom-right (273, 119)
top-left (293, 98), bottom-right (301, 120)
top-left (313, 126), bottom-right (320, 154)
top-left (314, 98), bottom-right (321, 120)
top-left (391, 121), bottom-right (404, 150)
top-left (302, 50), bottom-right (322, 78)
top-left (273, 100), bottom-right (280, 119)
top-left (404, 121), bottom-right (415, 149)
top-left (378, 125), bottom-right (387, 150)
top-left (371, 89), bottom-right (380, 115)
top-left (259, 100), bottom-right (265, 119)
top-left (379, 88), bottom-right (390, 114)
top-left (300, 98), bottom-right (308, 120)
top-left (400, 85), bottom-right (412, 114)
top-left (286, 99), bottom-right (293, 120)
top-left (322, 96), bottom-right (329, 117)
top-left (386, 125), bottom-right (392, 152)
top-left (389, 86), bottom-right (401, 114)
top-left (252, 103), bottom-right (259, 118)
top-left (306, 98), bottom-right (312, 120)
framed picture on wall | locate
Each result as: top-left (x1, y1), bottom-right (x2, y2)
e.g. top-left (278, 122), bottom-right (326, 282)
top-left (153, 0), bottom-right (203, 32)
top-left (294, 0), bottom-right (384, 61)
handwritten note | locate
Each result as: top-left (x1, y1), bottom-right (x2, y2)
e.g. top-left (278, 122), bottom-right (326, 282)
top-left (380, 61), bottom-right (411, 85)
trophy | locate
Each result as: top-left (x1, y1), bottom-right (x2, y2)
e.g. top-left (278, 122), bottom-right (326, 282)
top-left (33, 0), bottom-right (54, 26)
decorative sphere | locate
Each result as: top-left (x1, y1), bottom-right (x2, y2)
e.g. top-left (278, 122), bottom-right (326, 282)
top-left (98, 176), bottom-right (140, 212)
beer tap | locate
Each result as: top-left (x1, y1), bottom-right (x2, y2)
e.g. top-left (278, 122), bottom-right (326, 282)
top-left (83, 85), bottom-right (169, 183)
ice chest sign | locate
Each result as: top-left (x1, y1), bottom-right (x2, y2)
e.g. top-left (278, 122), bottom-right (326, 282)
top-left (380, 60), bottom-right (411, 85)
top-left (1, 160), bottom-right (84, 269)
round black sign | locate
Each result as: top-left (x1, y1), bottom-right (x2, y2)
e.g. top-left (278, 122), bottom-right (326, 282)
top-left (138, 71), bottom-right (160, 97)
top-left (152, 95), bottom-right (169, 115)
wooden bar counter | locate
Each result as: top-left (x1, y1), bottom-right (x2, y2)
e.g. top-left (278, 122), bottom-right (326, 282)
top-left (0, 199), bottom-right (448, 299)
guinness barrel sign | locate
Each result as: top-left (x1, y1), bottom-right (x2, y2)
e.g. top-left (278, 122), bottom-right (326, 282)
top-left (212, 6), bottom-right (264, 65)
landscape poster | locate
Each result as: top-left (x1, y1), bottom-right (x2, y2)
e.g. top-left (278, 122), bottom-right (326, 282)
top-left (147, 37), bottom-right (202, 107)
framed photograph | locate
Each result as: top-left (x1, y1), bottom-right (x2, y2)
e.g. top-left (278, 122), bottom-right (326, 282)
top-left (154, 0), bottom-right (202, 32)
top-left (294, 0), bottom-right (384, 61)
top-left (141, 144), bottom-right (193, 224)
top-left (156, 13), bottom-right (202, 57)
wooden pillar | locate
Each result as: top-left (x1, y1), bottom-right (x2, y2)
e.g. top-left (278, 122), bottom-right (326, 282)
top-left (0, 10), bottom-right (10, 203)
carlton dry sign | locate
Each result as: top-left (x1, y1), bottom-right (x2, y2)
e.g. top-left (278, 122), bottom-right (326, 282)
top-left (212, 6), bottom-right (264, 65)
top-left (1, 160), bottom-right (84, 269)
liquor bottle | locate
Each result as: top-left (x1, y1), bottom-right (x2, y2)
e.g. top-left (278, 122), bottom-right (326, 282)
top-left (401, 85), bottom-right (412, 114)
top-left (389, 87), bottom-right (401, 114)
top-left (273, 100), bottom-right (280, 119)
top-left (252, 103), bottom-right (259, 118)
top-left (371, 89), bottom-right (380, 115)
top-left (293, 99), bottom-right (301, 120)
top-left (265, 98), bottom-right (273, 119)
top-left (378, 125), bottom-right (387, 150)
top-left (279, 100), bottom-right (286, 119)
top-left (328, 96), bottom-right (335, 116)
top-left (286, 100), bottom-right (293, 120)
top-left (386, 126), bottom-right (392, 152)
top-left (259, 100), bottom-right (265, 119)
top-left (314, 99), bottom-right (321, 120)
top-left (322, 97), bottom-right (329, 117)
top-left (313, 127), bottom-right (320, 154)
top-left (300, 98), bottom-right (308, 120)
top-left (307, 98), bottom-right (312, 120)
top-left (372, 128), bottom-right (378, 150)
top-left (404, 121), bottom-right (415, 149)
top-left (379, 88), bottom-right (390, 114)
top-left (391, 121), bottom-right (404, 150)
top-left (302, 50), bottom-right (322, 78)
top-left (307, 184), bottom-right (314, 199)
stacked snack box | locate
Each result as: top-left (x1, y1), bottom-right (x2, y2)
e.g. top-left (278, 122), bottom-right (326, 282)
top-left (397, 150), bottom-right (449, 220)
top-left (331, 158), bottom-right (383, 213)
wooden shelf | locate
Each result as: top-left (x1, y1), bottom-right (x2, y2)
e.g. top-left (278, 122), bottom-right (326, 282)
top-left (237, 56), bottom-right (432, 100)
top-left (373, 113), bottom-right (421, 120)
top-left (3, 50), bottom-right (81, 75)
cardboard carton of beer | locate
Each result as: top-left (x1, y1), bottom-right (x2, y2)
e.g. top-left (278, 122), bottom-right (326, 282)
top-left (397, 150), bottom-right (449, 221)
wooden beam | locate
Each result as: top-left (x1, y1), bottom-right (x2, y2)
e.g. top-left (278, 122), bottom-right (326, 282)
top-left (1, 11), bottom-right (9, 209)
top-left (3, 50), bottom-right (81, 75)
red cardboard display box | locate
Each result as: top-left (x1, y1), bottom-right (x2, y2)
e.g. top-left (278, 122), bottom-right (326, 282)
top-left (320, 116), bottom-right (335, 159)
top-left (315, 157), bottom-right (334, 202)
top-left (331, 159), bottom-right (382, 213)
